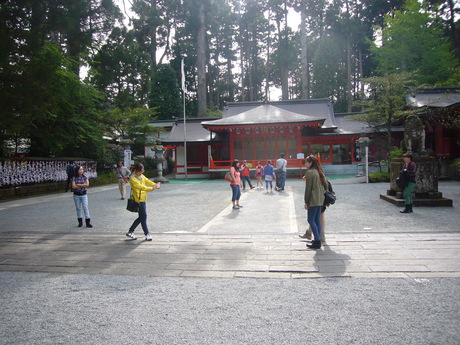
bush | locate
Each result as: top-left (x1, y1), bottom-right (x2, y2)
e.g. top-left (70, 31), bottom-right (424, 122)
top-left (90, 171), bottom-right (117, 187)
top-left (369, 171), bottom-right (390, 183)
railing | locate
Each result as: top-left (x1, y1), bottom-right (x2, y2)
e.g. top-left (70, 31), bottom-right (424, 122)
top-left (209, 159), bottom-right (304, 170)
top-left (175, 161), bottom-right (209, 175)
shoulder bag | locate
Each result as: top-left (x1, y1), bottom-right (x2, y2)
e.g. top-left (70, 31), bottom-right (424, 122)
top-left (126, 189), bottom-right (141, 212)
top-left (224, 169), bottom-right (234, 183)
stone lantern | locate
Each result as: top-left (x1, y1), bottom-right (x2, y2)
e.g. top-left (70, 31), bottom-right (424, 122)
top-left (151, 139), bottom-right (169, 183)
top-left (380, 115), bottom-right (452, 207)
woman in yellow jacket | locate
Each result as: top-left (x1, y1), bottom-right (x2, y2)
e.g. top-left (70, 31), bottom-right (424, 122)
top-left (304, 155), bottom-right (327, 249)
top-left (126, 163), bottom-right (160, 241)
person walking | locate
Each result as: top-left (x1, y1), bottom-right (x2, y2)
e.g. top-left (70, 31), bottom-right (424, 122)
top-left (229, 159), bottom-right (243, 209)
top-left (115, 161), bottom-right (130, 200)
top-left (255, 161), bottom-right (264, 189)
top-left (240, 160), bottom-right (255, 190)
top-left (400, 152), bottom-right (417, 214)
top-left (263, 160), bottom-right (275, 193)
top-left (65, 160), bottom-right (75, 192)
top-left (126, 163), bottom-right (160, 241)
top-left (71, 165), bottom-right (93, 228)
top-left (275, 153), bottom-right (287, 191)
top-left (304, 155), bottom-right (327, 249)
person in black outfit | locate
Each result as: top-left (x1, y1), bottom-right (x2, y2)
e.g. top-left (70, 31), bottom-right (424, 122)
top-left (65, 160), bottom-right (75, 192)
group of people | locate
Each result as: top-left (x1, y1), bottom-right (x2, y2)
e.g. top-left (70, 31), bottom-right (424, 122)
top-left (63, 150), bottom-right (417, 247)
top-left (227, 154), bottom-right (288, 209)
top-left (65, 160), bottom-right (160, 241)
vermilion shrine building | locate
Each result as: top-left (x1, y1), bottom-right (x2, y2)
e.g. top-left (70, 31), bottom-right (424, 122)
top-left (162, 99), bottom-right (385, 178)
top-left (159, 87), bottom-right (459, 179)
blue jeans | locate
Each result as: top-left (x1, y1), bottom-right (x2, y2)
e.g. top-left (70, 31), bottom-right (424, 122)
top-left (241, 176), bottom-right (253, 188)
top-left (265, 180), bottom-right (273, 190)
top-left (129, 202), bottom-right (149, 235)
top-left (231, 184), bottom-right (241, 202)
top-left (73, 194), bottom-right (90, 219)
top-left (277, 171), bottom-right (286, 190)
top-left (307, 206), bottom-right (322, 241)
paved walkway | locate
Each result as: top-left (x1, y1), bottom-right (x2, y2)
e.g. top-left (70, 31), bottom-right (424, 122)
top-left (1, 179), bottom-right (459, 279)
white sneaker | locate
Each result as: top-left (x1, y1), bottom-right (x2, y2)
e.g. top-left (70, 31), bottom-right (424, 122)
top-left (146, 233), bottom-right (152, 241)
top-left (126, 232), bottom-right (137, 240)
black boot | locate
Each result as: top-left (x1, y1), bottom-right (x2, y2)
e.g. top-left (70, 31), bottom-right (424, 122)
top-left (400, 204), bottom-right (410, 213)
top-left (85, 219), bottom-right (93, 228)
top-left (78, 218), bottom-right (83, 227)
top-left (307, 240), bottom-right (321, 249)
top-left (409, 203), bottom-right (413, 213)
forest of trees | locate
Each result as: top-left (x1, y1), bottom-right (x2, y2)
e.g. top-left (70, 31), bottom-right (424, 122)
top-left (0, 0), bottom-right (459, 164)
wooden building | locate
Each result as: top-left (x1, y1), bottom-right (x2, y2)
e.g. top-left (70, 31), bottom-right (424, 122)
top-left (163, 99), bottom-right (377, 178)
top-left (161, 90), bottom-right (459, 179)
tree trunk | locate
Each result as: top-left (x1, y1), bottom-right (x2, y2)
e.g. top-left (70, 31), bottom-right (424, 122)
top-left (197, 1), bottom-right (207, 116)
top-left (345, 0), bottom-right (352, 112)
top-left (300, 1), bottom-right (309, 99)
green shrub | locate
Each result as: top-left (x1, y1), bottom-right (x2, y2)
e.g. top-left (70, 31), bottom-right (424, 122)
top-left (369, 171), bottom-right (390, 183)
top-left (90, 171), bottom-right (117, 187)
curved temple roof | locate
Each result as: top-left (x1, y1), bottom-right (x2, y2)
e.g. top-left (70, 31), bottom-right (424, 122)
top-left (201, 99), bottom-right (339, 130)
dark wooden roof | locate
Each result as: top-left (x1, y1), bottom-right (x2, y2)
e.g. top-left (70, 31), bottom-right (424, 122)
top-left (405, 87), bottom-right (460, 108)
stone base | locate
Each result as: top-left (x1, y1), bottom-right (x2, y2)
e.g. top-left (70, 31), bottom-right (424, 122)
top-left (153, 176), bottom-right (170, 183)
top-left (380, 193), bottom-right (453, 207)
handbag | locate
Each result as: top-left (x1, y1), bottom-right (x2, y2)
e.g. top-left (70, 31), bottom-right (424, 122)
top-left (126, 189), bottom-right (141, 212)
top-left (224, 170), bottom-right (234, 183)
top-left (396, 170), bottom-right (407, 189)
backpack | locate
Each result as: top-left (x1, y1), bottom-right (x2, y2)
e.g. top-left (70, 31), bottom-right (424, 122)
top-left (66, 164), bottom-right (75, 178)
top-left (324, 180), bottom-right (336, 206)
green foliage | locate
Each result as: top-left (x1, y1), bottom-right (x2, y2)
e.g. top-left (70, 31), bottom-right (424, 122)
top-left (388, 147), bottom-right (404, 160)
top-left (1, 43), bottom-right (104, 158)
top-left (352, 72), bottom-right (415, 159)
top-left (369, 171), bottom-right (390, 183)
top-left (311, 35), bottom-right (344, 100)
top-left (148, 64), bottom-right (182, 119)
top-left (88, 27), bottom-right (151, 109)
top-left (373, 0), bottom-right (460, 85)
top-left (452, 159), bottom-right (460, 167)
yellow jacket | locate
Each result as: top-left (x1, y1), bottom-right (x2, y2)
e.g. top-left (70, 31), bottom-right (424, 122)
top-left (129, 174), bottom-right (156, 202)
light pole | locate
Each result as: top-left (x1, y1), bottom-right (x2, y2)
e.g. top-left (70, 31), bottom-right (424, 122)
top-left (357, 136), bottom-right (371, 183)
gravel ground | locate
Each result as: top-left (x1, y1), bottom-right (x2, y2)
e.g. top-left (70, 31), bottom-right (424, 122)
top-left (1, 272), bottom-right (459, 345)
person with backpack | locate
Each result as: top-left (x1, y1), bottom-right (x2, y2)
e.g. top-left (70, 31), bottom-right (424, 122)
top-left (300, 179), bottom-right (335, 242)
top-left (303, 155), bottom-right (328, 249)
top-left (65, 160), bottom-right (75, 192)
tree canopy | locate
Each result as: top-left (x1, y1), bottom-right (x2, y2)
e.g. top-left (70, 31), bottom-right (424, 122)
top-left (1, 0), bottom-right (459, 160)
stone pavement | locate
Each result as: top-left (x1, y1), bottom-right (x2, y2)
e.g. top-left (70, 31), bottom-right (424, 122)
top-left (0, 179), bottom-right (459, 279)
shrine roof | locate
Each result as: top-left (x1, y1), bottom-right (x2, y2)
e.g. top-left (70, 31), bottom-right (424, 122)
top-left (405, 87), bottom-right (460, 108)
top-left (201, 99), bottom-right (335, 129)
top-left (162, 119), bottom-right (219, 144)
